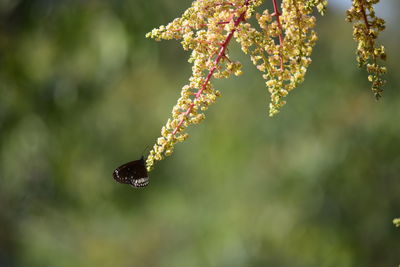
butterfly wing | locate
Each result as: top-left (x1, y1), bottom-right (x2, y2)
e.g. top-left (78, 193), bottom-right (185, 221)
top-left (113, 157), bottom-right (149, 187)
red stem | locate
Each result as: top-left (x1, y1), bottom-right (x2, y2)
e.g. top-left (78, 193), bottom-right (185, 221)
top-left (271, 0), bottom-right (284, 71)
top-left (172, 0), bottom-right (250, 135)
top-left (359, 1), bottom-right (376, 59)
top-left (359, 1), bottom-right (370, 31)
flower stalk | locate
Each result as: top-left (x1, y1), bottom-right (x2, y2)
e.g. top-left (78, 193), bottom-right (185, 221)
top-left (172, 2), bottom-right (249, 136)
top-left (145, 0), bottom-right (253, 170)
top-left (271, 0), bottom-right (284, 71)
top-left (346, 0), bottom-right (386, 99)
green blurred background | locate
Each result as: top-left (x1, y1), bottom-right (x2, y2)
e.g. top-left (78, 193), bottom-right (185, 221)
top-left (0, 0), bottom-right (399, 266)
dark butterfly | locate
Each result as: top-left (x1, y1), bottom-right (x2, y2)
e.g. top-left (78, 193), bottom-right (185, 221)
top-left (113, 156), bottom-right (149, 188)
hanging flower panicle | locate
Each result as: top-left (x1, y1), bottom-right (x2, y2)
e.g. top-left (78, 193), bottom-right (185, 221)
top-left (237, 0), bottom-right (319, 116)
top-left (145, 0), bottom-right (260, 170)
top-left (346, 0), bottom-right (386, 99)
top-left (144, 0), bottom-right (386, 171)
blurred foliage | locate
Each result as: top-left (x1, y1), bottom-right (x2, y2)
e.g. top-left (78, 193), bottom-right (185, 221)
top-left (0, 0), bottom-right (399, 267)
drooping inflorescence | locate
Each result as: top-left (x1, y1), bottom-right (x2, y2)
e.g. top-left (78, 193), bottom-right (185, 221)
top-left (346, 0), bottom-right (386, 99)
top-left (239, 0), bottom-right (322, 116)
top-left (145, 0), bottom-right (256, 170)
top-left (144, 0), bottom-right (386, 171)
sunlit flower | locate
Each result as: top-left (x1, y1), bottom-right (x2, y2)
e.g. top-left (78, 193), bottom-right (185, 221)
top-left (346, 0), bottom-right (386, 99)
top-left (144, 0), bottom-right (385, 171)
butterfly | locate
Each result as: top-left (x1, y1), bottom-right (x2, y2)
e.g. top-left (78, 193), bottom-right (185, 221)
top-left (113, 156), bottom-right (149, 188)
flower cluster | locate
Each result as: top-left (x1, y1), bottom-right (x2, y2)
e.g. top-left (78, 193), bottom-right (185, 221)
top-left (305, 0), bottom-right (328, 15)
top-left (145, 0), bottom-right (257, 170)
top-left (346, 0), bottom-right (386, 99)
top-left (237, 0), bottom-right (319, 116)
top-left (143, 0), bottom-right (387, 171)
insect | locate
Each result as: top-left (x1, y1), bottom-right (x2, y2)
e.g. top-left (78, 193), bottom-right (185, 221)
top-left (112, 156), bottom-right (149, 188)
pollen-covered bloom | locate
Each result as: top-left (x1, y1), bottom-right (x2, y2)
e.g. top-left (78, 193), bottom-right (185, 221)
top-left (346, 0), bottom-right (386, 99)
top-left (237, 0), bottom-right (320, 116)
top-left (144, 0), bottom-right (386, 171)
top-left (145, 0), bottom-right (324, 170)
top-left (145, 0), bottom-right (257, 171)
